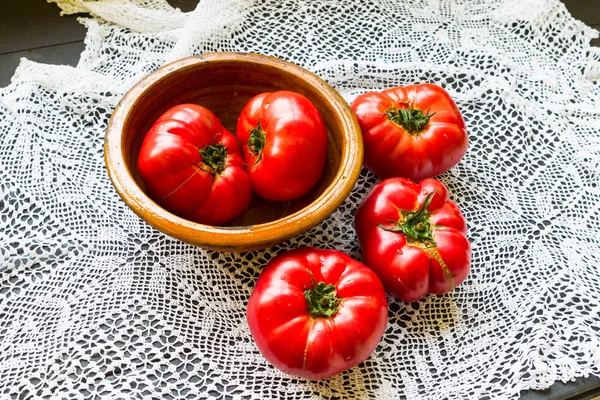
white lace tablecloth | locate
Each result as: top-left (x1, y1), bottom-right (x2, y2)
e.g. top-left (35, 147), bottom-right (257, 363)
top-left (1, 0), bottom-right (600, 398)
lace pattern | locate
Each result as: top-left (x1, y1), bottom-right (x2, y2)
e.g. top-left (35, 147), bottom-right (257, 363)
top-left (1, 0), bottom-right (599, 398)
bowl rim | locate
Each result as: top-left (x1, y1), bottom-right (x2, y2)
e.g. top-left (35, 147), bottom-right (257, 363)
top-left (104, 52), bottom-right (363, 251)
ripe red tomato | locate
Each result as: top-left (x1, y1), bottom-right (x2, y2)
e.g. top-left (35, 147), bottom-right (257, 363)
top-left (246, 247), bottom-right (388, 380)
top-left (351, 83), bottom-right (468, 181)
top-left (138, 104), bottom-right (252, 225)
top-left (354, 178), bottom-right (471, 302)
top-left (236, 91), bottom-right (328, 202)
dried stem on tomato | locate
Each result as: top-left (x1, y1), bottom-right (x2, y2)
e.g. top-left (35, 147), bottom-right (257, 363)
top-left (385, 104), bottom-right (435, 135)
top-left (378, 191), bottom-right (437, 247)
top-left (198, 143), bottom-right (228, 175)
top-left (304, 276), bottom-right (341, 319)
top-left (247, 123), bottom-right (266, 165)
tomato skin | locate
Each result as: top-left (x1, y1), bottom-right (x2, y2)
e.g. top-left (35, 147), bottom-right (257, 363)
top-left (246, 247), bottom-right (388, 380)
top-left (354, 178), bottom-right (471, 302)
top-left (137, 104), bottom-right (252, 225)
top-left (351, 83), bottom-right (468, 181)
top-left (236, 91), bottom-right (328, 202)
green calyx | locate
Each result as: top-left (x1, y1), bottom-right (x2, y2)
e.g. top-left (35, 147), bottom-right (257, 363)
top-left (385, 104), bottom-right (435, 135)
top-left (247, 124), bottom-right (266, 164)
top-left (199, 143), bottom-right (228, 175)
top-left (304, 278), bottom-right (341, 319)
top-left (378, 192), bottom-right (437, 247)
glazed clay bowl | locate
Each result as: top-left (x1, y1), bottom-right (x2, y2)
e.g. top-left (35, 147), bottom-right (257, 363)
top-left (104, 52), bottom-right (363, 252)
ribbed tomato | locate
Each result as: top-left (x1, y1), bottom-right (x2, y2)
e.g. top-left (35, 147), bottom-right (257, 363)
top-left (138, 104), bottom-right (251, 225)
top-left (351, 83), bottom-right (468, 181)
top-left (236, 91), bottom-right (328, 202)
top-left (355, 178), bottom-right (471, 302)
top-left (246, 247), bottom-right (388, 379)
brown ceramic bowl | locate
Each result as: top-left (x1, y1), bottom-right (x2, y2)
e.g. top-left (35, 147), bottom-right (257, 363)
top-left (104, 52), bottom-right (362, 252)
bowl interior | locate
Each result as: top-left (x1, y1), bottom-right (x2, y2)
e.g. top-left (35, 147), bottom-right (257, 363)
top-left (121, 56), bottom-right (344, 226)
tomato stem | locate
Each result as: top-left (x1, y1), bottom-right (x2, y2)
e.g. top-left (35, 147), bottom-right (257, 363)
top-left (248, 123), bottom-right (266, 165)
top-left (378, 192), bottom-right (437, 247)
top-left (385, 104), bottom-right (435, 135)
top-left (304, 276), bottom-right (341, 319)
top-left (199, 143), bottom-right (228, 175)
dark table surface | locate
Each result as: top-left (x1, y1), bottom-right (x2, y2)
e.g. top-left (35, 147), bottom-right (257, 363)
top-left (1, 0), bottom-right (599, 399)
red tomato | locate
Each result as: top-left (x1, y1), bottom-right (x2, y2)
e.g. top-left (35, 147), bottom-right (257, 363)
top-left (246, 247), bottom-right (388, 380)
top-left (351, 83), bottom-right (468, 181)
top-left (354, 178), bottom-right (471, 302)
top-left (236, 91), bottom-right (328, 202)
top-left (138, 104), bottom-right (252, 225)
